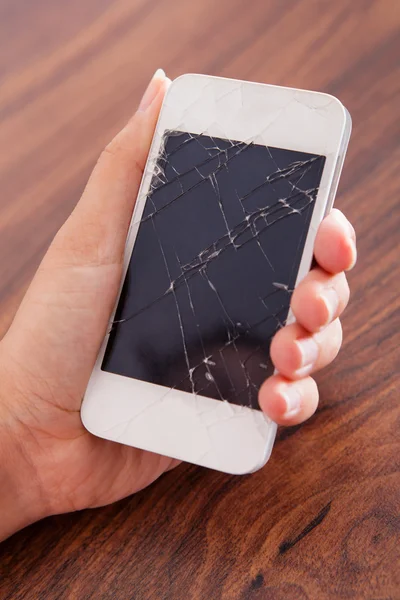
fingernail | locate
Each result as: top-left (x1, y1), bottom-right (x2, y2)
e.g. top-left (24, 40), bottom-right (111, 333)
top-left (346, 240), bottom-right (357, 271)
top-left (280, 385), bottom-right (302, 419)
top-left (294, 337), bottom-right (319, 377)
top-left (333, 210), bottom-right (356, 241)
top-left (139, 68), bottom-right (165, 112)
top-left (320, 287), bottom-right (339, 328)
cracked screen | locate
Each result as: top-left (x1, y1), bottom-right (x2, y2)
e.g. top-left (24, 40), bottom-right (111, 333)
top-left (102, 131), bottom-right (326, 410)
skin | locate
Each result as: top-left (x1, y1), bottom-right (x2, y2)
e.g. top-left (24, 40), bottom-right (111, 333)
top-left (0, 70), bottom-right (357, 541)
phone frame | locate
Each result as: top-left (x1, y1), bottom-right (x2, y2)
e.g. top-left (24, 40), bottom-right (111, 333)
top-left (81, 74), bottom-right (351, 474)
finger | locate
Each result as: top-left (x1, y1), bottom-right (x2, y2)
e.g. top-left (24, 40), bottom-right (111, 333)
top-left (314, 208), bottom-right (357, 274)
top-left (48, 68), bottom-right (170, 268)
top-left (3, 70), bottom-right (170, 408)
top-left (270, 318), bottom-right (342, 379)
top-left (291, 267), bottom-right (350, 332)
top-left (258, 374), bottom-right (319, 426)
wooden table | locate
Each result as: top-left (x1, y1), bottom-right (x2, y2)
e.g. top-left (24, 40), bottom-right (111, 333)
top-left (0, 1), bottom-right (399, 598)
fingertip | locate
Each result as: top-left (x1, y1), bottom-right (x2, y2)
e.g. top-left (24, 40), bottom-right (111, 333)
top-left (291, 275), bottom-right (335, 333)
top-left (291, 268), bottom-right (350, 333)
top-left (334, 218), bottom-right (357, 271)
top-left (258, 375), bottom-right (287, 421)
top-left (314, 209), bottom-right (357, 274)
top-left (344, 238), bottom-right (357, 271)
top-left (259, 374), bottom-right (319, 426)
top-left (270, 324), bottom-right (306, 375)
top-left (330, 209), bottom-right (356, 241)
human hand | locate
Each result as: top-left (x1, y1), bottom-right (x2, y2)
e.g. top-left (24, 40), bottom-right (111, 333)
top-left (0, 70), bottom-right (356, 540)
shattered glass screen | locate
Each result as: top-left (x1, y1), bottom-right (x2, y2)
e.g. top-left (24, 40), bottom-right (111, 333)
top-left (102, 131), bottom-right (326, 410)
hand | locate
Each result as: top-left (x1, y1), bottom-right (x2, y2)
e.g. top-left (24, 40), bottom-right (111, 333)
top-left (0, 70), bottom-right (356, 540)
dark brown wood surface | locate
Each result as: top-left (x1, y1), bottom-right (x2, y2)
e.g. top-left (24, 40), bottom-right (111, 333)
top-left (0, 1), bottom-right (399, 598)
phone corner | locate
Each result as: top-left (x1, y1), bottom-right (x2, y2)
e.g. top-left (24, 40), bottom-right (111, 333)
top-left (343, 106), bottom-right (352, 134)
top-left (225, 451), bottom-right (272, 476)
top-left (169, 72), bottom-right (205, 89)
top-left (221, 426), bottom-right (277, 476)
top-left (320, 91), bottom-right (352, 130)
top-left (162, 73), bottom-right (203, 108)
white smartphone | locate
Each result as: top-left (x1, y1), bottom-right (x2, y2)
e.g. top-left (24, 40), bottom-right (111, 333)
top-left (81, 74), bottom-right (351, 475)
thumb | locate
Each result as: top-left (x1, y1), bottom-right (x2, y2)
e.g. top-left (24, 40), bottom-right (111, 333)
top-left (2, 69), bottom-right (170, 410)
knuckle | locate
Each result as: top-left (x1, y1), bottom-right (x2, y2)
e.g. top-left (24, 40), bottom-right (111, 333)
top-left (100, 135), bottom-right (144, 176)
top-left (102, 137), bottom-right (123, 159)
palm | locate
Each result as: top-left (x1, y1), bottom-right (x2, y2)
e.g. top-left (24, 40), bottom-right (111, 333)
top-left (1, 260), bottom-right (175, 514)
top-left (35, 410), bottom-right (173, 513)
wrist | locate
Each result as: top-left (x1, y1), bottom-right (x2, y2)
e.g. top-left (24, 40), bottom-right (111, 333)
top-left (0, 378), bottom-right (49, 540)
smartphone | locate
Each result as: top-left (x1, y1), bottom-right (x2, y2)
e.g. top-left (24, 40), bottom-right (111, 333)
top-left (81, 74), bottom-right (351, 474)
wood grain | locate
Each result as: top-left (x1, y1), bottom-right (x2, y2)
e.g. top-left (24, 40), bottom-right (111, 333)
top-left (0, 0), bottom-right (399, 598)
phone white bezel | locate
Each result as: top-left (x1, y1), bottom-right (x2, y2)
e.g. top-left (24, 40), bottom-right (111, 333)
top-left (81, 74), bottom-right (351, 475)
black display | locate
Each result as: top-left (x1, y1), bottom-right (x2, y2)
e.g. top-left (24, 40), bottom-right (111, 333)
top-left (102, 131), bottom-right (325, 409)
